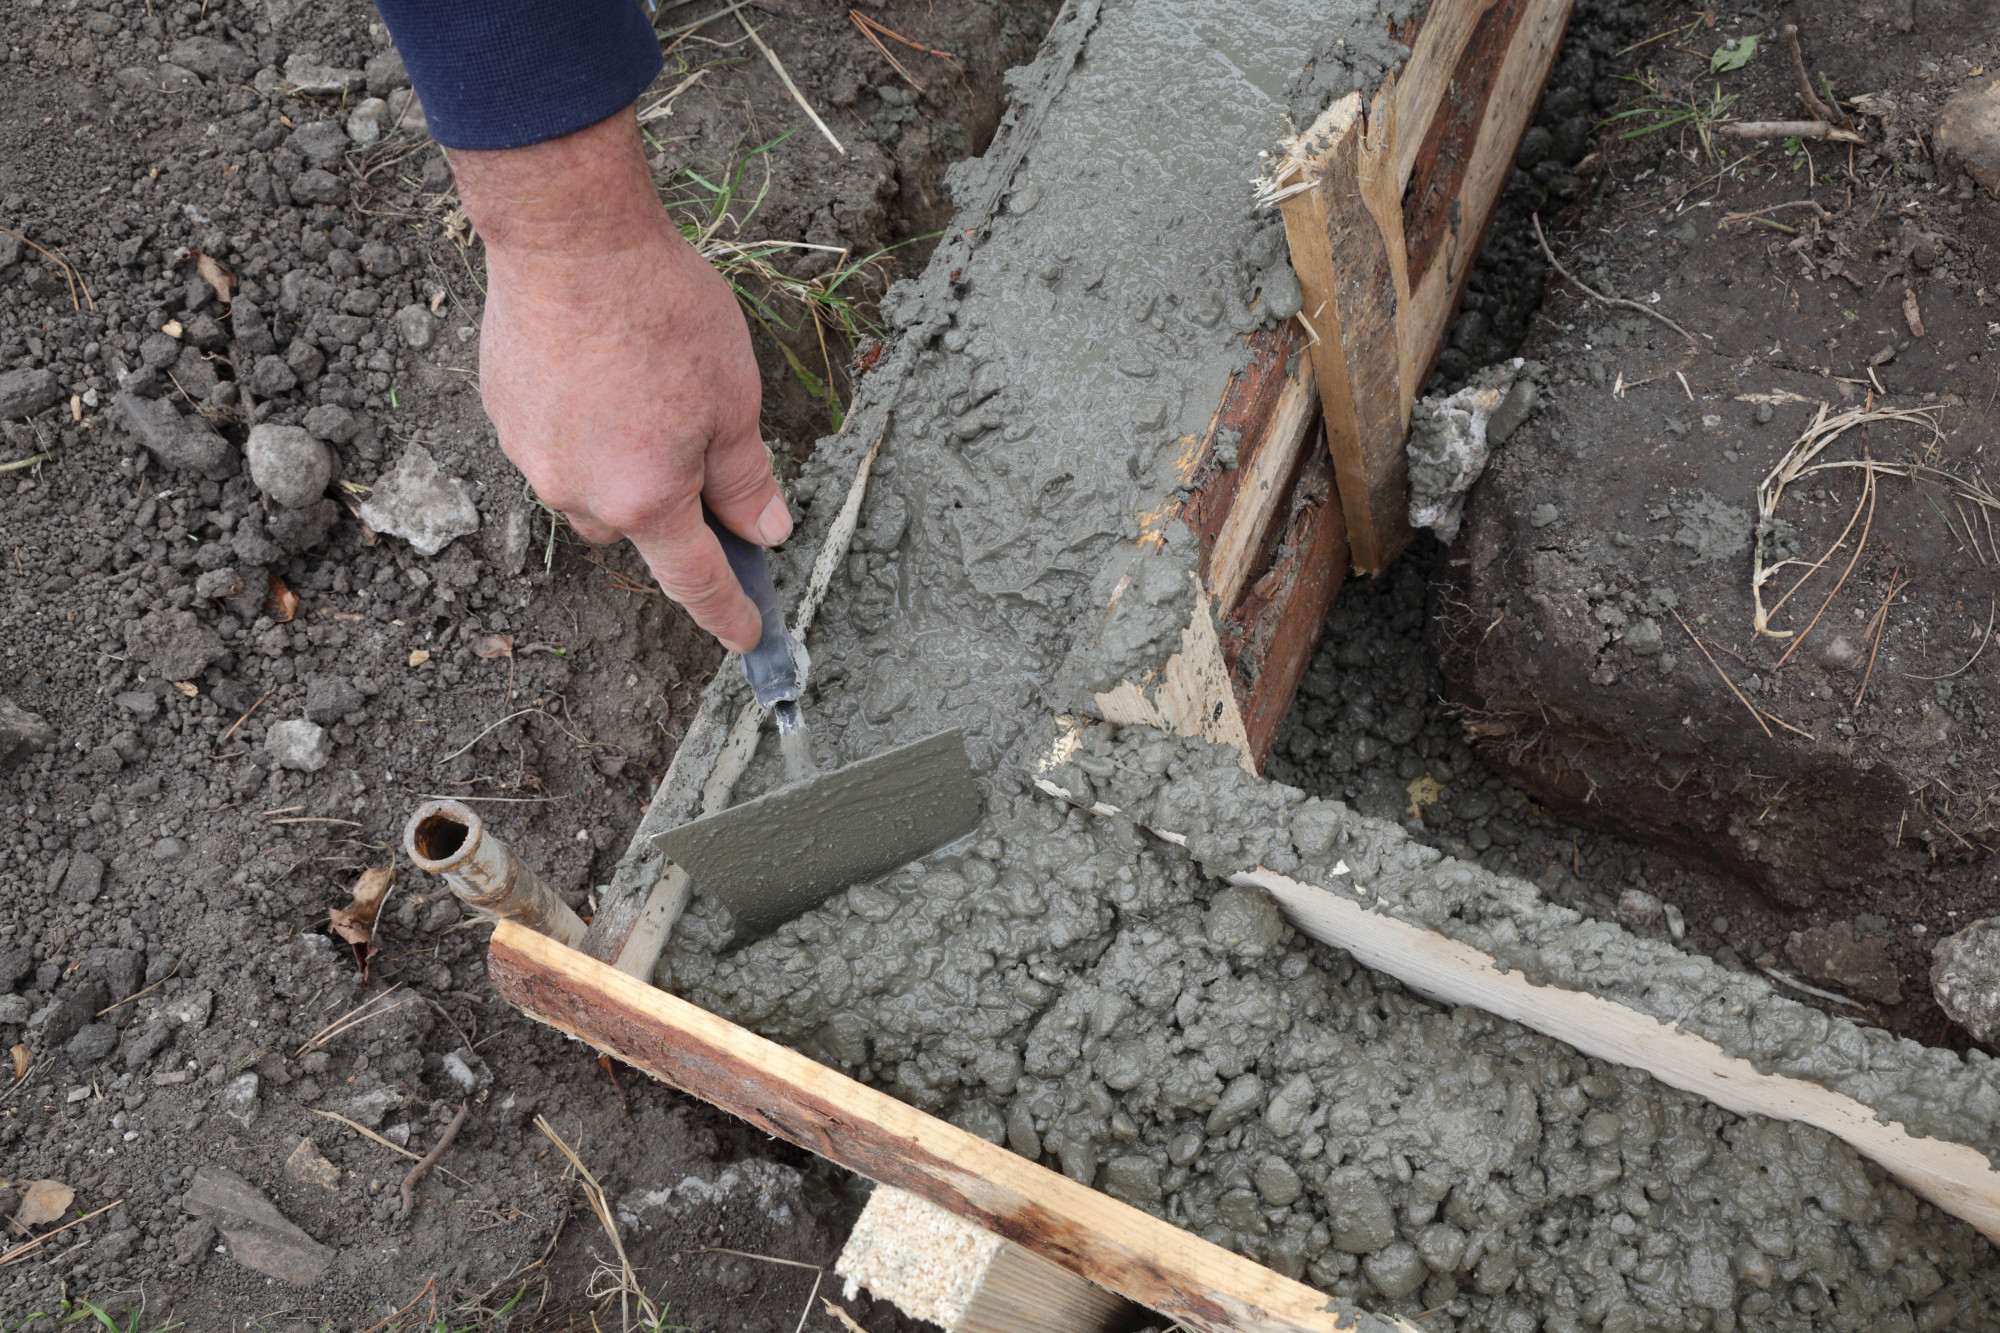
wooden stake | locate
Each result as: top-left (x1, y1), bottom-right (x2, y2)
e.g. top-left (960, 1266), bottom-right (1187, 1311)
top-left (485, 921), bottom-right (1415, 1333)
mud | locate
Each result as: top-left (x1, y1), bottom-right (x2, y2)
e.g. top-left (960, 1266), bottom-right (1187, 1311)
top-left (647, 0), bottom-right (2000, 1323)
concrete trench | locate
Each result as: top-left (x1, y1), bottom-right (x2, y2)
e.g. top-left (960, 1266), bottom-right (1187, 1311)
top-left (622, 0), bottom-right (2000, 1325)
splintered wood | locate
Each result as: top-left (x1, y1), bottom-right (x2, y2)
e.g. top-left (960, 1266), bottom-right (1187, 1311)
top-left (1273, 0), bottom-right (1576, 572)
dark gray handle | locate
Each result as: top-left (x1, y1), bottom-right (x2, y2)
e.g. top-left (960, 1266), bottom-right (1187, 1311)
top-left (705, 506), bottom-right (801, 709)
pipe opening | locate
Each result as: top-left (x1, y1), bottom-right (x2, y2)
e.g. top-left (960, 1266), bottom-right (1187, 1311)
top-left (413, 810), bottom-right (471, 862)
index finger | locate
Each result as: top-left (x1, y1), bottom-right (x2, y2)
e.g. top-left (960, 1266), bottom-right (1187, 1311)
top-left (627, 497), bottom-right (764, 654)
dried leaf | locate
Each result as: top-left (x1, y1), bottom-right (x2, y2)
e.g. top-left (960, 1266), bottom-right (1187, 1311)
top-left (470, 633), bottom-right (514, 660)
top-left (15, 1180), bottom-right (74, 1227)
top-left (9, 1044), bottom-right (27, 1082)
top-left (329, 867), bottom-right (394, 980)
top-left (160, 318), bottom-right (185, 340)
top-left (172, 680), bottom-right (198, 698)
top-left (408, 648), bottom-right (431, 668)
top-left (195, 251), bottom-right (237, 306)
top-left (266, 573), bottom-right (299, 623)
top-left (1903, 288), bottom-right (1927, 339)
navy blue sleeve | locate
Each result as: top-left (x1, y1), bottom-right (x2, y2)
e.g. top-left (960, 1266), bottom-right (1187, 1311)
top-left (372, 0), bottom-right (664, 152)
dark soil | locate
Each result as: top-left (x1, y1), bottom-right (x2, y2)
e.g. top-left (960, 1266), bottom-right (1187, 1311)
top-left (0, 0), bottom-right (1052, 1325)
top-left (1428, 0), bottom-right (2000, 1049)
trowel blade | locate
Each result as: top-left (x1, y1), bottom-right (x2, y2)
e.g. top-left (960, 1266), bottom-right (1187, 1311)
top-left (652, 729), bottom-right (982, 945)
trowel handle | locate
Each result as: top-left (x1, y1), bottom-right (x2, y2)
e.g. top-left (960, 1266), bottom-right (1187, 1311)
top-left (705, 506), bottom-right (802, 709)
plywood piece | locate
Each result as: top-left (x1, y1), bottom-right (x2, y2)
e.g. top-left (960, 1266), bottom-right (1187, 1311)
top-left (1030, 780), bottom-right (2000, 1247)
top-left (1208, 356), bottom-right (1319, 609)
top-left (838, 1185), bottom-right (1132, 1333)
top-left (486, 921), bottom-right (1412, 1333)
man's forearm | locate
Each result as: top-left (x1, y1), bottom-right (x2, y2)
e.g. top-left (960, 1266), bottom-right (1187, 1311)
top-left (450, 111), bottom-right (668, 264)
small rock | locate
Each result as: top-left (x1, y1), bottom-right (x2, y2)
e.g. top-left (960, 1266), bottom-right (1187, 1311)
top-left (33, 978), bottom-right (110, 1050)
top-left (183, 1166), bottom-right (332, 1285)
top-left (195, 566), bottom-right (262, 620)
top-left (364, 49), bottom-right (408, 96)
top-left (1617, 887), bottom-right (1663, 928)
top-left (358, 445), bottom-right (479, 556)
top-left (0, 994), bottom-right (32, 1025)
top-left (1786, 920), bottom-right (1903, 1005)
top-left (287, 120), bottom-right (348, 169)
top-left (289, 169), bottom-right (347, 206)
top-left (1206, 1072), bottom-right (1265, 1133)
top-left (1530, 502), bottom-right (1561, 529)
top-left (125, 608), bottom-right (227, 680)
top-left (301, 403), bottom-right (358, 443)
top-left (345, 97), bottom-right (389, 146)
top-left (171, 1217), bottom-right (216, 1268)
top-left (244, 354), bottom-right (299, 399)
top-left (114, 690), bottom-right (160, 720)
top-left (152, 836), bottom-right (187, 863)
top-left (344, 1086), bottom-right (404, 1128)
top-left (264, 719), bottom-right (331, 772)
top-left (117, 393), bottom-right (237, 479)
top-left (67, 1023), bottom-right (119, 1066)
top-left (0, 698), bottom-right (56, 769)
top-left (220, 1072), bottom-right (261, 1127)
top-left (282, 54), bottom-right (364, 96)
top-left (163, 988), bottom-right (213, 1028)
top-left (1932, 916), bottom-right (2000, 1042)
top-left (303, 675), bottom-right (364, 724)
top-left (1938, 77), bottom-right (2000, 197)
top-left (63, 853), bottom-right (106, 905)
top-left (284, 1138), bottom-right (341, 1190)
top-left (246, 424), bottom-right (332, 508)
top-left (0, 367), bottom-right (61, 420)
top-left (80, 947), bottom-right (143, 1001)
top-left (441, 1047), bottom-right (492, 1093)
top-left (0, 947), bottom-right (31, 992)
top-left (393, 303), bottom-right (436, 350)
top-left (120, 1018), bottom-right (175, 1070)
top-left (1663, 902), bottom-right (1686, 941)
top-left (357, 241), bottom-right (402, 277)
top-left (1621, 617), bottom-right (1663, 656)
top-left (387, 86), bottom-right (428, 137)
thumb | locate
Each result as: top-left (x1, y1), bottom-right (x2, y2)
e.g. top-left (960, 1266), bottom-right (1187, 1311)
top-left (702, 418), bottom-right (792, 549)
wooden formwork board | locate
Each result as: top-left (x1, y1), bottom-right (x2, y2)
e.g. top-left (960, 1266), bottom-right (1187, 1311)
top-left (1276, 0), bottom-right (1576, 574)
top-left (1095, 318), bottom-right (1350, 773)
top-left (486, 921), bottom-right (1409, 1333)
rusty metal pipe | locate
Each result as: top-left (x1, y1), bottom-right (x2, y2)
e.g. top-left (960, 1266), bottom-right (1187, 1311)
top-left (404, 799), bottom-right (588, 948)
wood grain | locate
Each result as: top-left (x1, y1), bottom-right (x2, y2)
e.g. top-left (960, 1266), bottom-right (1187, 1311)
top-left (486, 921), bottom-right (1407, 1333)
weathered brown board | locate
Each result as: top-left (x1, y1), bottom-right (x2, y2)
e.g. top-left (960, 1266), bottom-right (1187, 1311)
top-left (1275, 0), bottom-right (1576, 574)
top-left (485, 920), bottom-right (1409, 1333)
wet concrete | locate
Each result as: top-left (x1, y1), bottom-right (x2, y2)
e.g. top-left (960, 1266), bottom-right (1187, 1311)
top-left (646, 0), bottom-right (2000, 1322)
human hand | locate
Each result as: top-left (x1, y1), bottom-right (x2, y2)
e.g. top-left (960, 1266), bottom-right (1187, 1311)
top-left (450, 110), bottom-right (790, 653)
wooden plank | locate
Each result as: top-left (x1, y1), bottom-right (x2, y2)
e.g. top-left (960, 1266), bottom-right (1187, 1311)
top-left (1399, 0), bottom-right (1572, 387)
top-left (1225, 443), bottom-right (1348, 768)
top-left (1276, 94), bottom-right (1411, 575)
top-left (1274, 0), bottom-right (1575, 575)
top-left (1030, 781), bottom-right (2000, 1246)
top-left (485, 921), bottom-right (1408, 1333)
top-left (1207, 356), bottom-right (1318, 609)
top-left (838, 1185), bottom-right (1134, 1333)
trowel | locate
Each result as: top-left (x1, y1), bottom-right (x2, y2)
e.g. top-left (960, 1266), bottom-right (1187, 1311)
top-left (650, 512), bottom-right (983, 943)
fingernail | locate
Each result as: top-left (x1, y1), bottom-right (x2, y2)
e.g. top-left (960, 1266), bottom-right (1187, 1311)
top-left (756, 494), bottom-right (793, 546)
